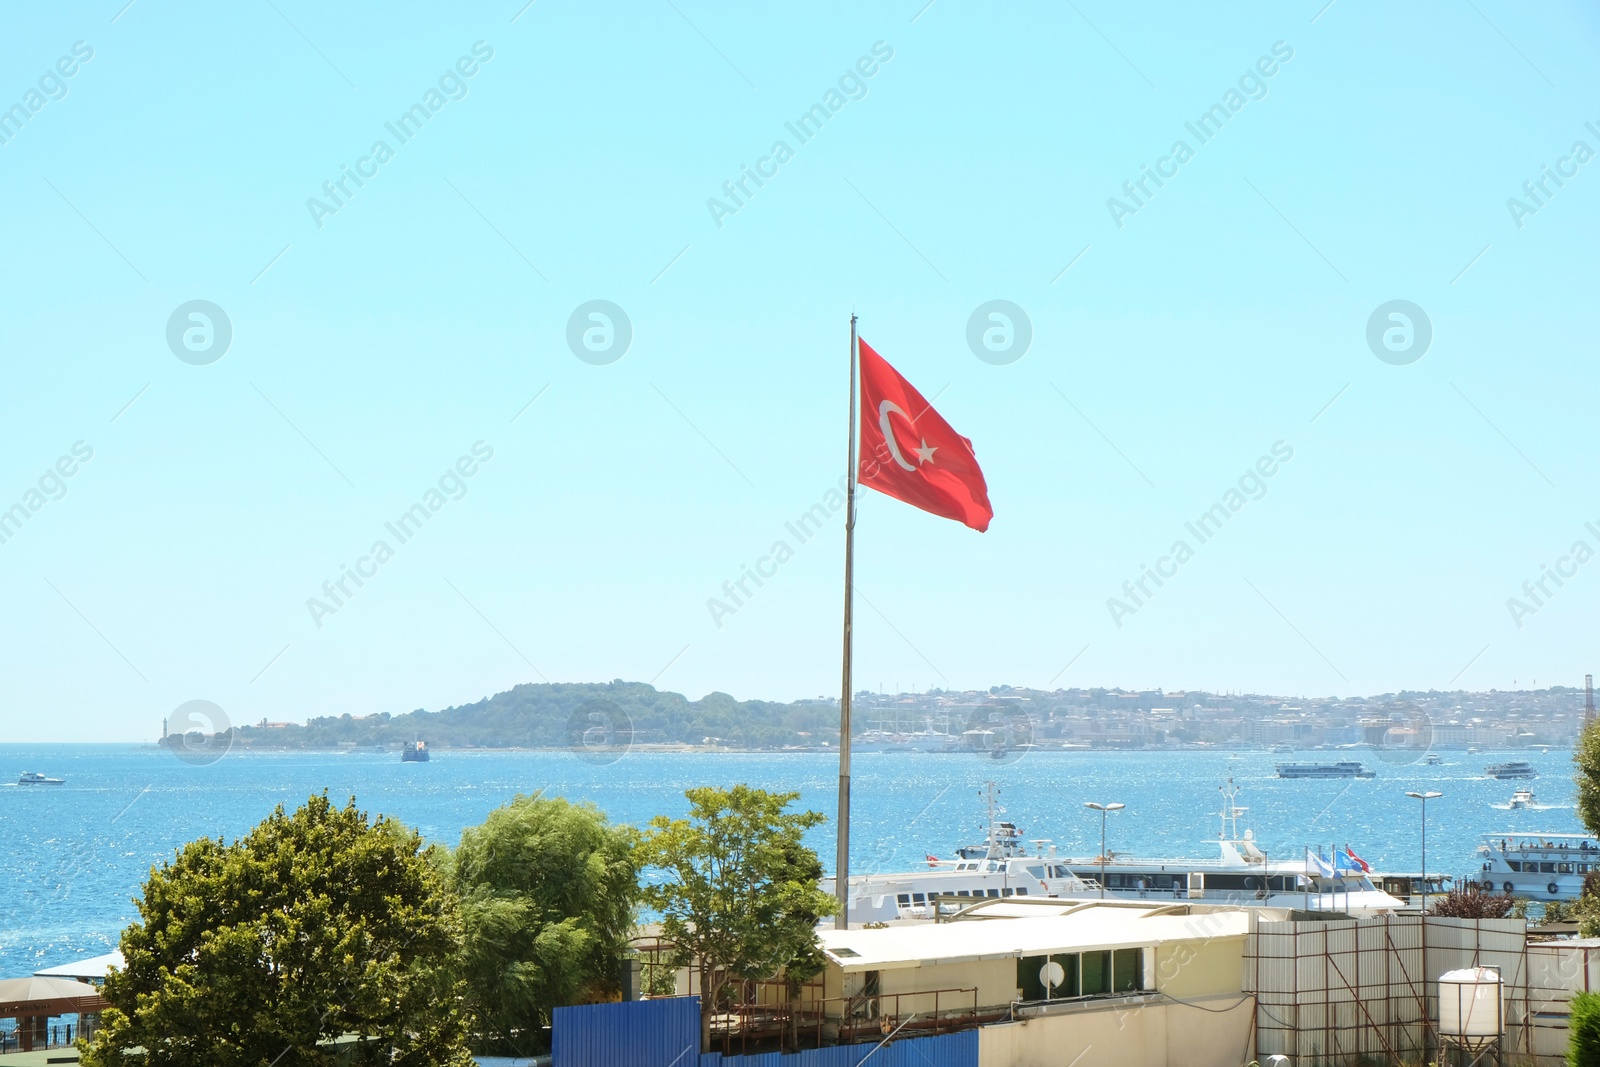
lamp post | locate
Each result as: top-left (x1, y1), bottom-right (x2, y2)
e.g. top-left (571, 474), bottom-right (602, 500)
top-left (1406, 791), bottom-right (1443, 912)
top-left (1085, 801), bottom-right (1124, 899)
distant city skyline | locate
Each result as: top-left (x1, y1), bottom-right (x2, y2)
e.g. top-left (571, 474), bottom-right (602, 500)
top-left (3, 4), bottom-right (1599, 741)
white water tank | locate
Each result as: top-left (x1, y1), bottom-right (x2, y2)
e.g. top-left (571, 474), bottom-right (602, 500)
top-left (1438, 966), bottom-right (1503, 1049)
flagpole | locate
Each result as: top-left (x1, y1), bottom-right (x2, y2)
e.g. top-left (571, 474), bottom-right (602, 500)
top-left (835, 313), bottom-right (859, 930)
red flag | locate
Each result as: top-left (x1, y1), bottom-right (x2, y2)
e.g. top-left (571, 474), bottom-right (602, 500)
top-left (857, 339), bottom-right (993, 532)
top-left (1345, 846), bottom-right (1370, 873)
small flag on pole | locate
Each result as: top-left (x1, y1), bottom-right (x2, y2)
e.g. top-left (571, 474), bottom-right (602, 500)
top-left (1344, 845), bottom-right (1370, 873)
top-left (1306, 847), bottom-right (1334, 878)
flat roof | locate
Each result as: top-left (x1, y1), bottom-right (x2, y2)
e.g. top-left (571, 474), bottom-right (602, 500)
top-left (33, 951), bottom-right (123, 981)
top-left (820, 904), bottom-right (1250, 971)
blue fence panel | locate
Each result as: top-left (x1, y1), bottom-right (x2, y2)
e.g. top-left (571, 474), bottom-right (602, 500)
top-left (552, 997), bottom-right (700, 1067)
top-left (706, 1029), bottom-right (977, 1067)
top-left (552, 998), bottom-right (978, 1067)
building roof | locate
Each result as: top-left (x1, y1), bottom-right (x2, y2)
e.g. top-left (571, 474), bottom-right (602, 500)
top-left (33, 950), bottom-right (123, 982)
top-left (0, 976), bottom-right (107, 1018)
top-left (820, 902), bottom-right (1250, 971)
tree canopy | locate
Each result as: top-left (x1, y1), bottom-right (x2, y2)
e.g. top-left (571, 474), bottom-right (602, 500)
top-left (84, 793), bottom-right (473, 1067)
top-left (638, 784), bottom-right (837, 1049)
top-left (451, 793), bottom-right (640, 1053)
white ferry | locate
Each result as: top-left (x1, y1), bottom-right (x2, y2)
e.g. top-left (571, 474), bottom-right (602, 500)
top-left (1473, 832), bottom-right (1600, 899)
top-left (1276, 761), bottom-right (1375, 779)
top-left (1485, 760), bottom-right (1538, 780)
top-left (826, 781), bottom-right (1406, 922)
top-left (1508, 789), bottom-right (1537, 810)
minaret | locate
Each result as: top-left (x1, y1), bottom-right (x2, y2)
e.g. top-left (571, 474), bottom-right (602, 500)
top-left (1586, 675), bottom-right (1594, 725)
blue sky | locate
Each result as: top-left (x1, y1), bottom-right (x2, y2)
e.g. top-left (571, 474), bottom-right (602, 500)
top-left (2, 1), bottom-right (1598, 741)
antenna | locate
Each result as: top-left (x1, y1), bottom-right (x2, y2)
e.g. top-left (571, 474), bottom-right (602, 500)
top-left (1587, 674), bottom-right (1594, 724)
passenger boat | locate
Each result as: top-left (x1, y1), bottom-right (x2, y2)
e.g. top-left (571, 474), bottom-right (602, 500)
top-left (1276, 761), bottom-right (1375, 779)
top-left (400, 739), bottom-right (429, 763)
top-left (1473, 833), bottom-right (1600, 900)
top-left (1507, 789), bottom-right (1537, 810)
top-left (16, 771), bottom-right (64, 785)
top-left (824, 780), bottom-right (1406, 922)
top-left (1425, 754), bottom-right (1442, 765)
top-left (1485, 760), bottom-right (1537, 779)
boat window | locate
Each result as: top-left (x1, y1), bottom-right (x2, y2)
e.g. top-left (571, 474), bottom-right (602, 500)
top-left (1582, 865), bottom-right (1591, 874)
top-left (1508, 861), bottom-right (1522, 873)
top-left (1542, 863), bottom-right (1557, 874)
top-left (1002, 887), bottom-right (1013, 897)
top-left (957, 890), bottom-right (970, 897)
top-left (1026, 865), bottom-right (1047, 879)
top-left (1560, 863), bottom-right (1575, 874)
top-left (897, 894), bottom-right (911, 906)
top-left (988, 888), bottom-right (1001, 898)
top-left (1016, 887), bottom-right (1028, 896)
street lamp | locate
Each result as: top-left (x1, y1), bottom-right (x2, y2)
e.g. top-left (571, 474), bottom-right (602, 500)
top-left (1406, 791), bottom-right (1444, 911)
top-left (1085, 802), bottom-right (1125, 899)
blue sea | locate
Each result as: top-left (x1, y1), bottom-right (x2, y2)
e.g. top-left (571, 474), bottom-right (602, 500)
top-left (0, 744), bottom-right (1584, 979)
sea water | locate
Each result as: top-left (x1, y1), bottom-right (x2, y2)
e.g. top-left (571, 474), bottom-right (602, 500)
top-left (0, 743), bottom-right (1583, 978)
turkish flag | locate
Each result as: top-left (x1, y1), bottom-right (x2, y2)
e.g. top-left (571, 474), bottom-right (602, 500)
top-left (857, 339), bottom-right (993, 532)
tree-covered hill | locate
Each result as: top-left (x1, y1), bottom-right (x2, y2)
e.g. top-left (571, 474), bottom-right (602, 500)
top-left (222, 680), bottom-right (838, 751)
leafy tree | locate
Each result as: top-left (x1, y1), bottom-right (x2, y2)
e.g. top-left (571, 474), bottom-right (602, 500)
top-left (451, 794), bottom-right (640, 1054)
top-left (1572, 991), bottom-right (1600, 1066)
top-left (1579, 717), bottom-right (1600, 840)
top-left (84, 793), bottom-right (473, 1067)
top-left (638, 785), bottom-right (838, 1050)
top-left (1427, 884), bottom-right (1516, 918)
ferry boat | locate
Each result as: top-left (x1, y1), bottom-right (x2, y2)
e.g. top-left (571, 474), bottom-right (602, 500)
top-left (825, 781), bottom-right (1406, 922)
top-left (1425, 754), bottom-right (1442, 765)
top-left (400, 739), bottom-right (429, 763)
top-left (16, 771), bottom-right (64, 785)
top-left (1270, 743), bottom-right (1295, 754)
top-left (1276, 761), bottom-right (1375, 779)
top-left (1485, 760), bottom-right (1537, 779)
top-left (1473, 832), bottom-right (1600, 900)
top-left (1508, 789), bottom-right (1537, 810)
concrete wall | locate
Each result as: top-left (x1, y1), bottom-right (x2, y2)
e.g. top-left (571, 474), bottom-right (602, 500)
top-left (1156, 938), bottom-right (1244, 999)
top-left (977, 992), bottom-right (1255, 1067)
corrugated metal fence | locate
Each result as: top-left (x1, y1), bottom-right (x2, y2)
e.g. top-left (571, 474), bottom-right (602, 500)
top-left (552, 998), bottom-right (978, 1067)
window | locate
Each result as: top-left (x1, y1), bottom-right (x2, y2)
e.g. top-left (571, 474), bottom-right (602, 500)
top-left (913, 893), bottom-right (926, 904)
top-left (1016, 887), bottom-right (1029, 895)
top-left (1002, 887), bottom-right (1013, 897)
top-left (1080, 951), bottom-right (1111, 995)
top-left (897, 894), bottom-right (911, 906)
top-left (988, 888), bottom-right (1001, 898)
top-left (1113, 948), bottom-right (1144, 992)
top-left (1017, 953), bottom-right (1079, 1000)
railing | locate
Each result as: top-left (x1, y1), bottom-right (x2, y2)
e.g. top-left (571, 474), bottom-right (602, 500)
top-left (708, 986), bottom-right (987, 1056)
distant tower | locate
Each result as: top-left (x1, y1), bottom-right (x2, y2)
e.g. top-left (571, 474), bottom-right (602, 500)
top-left (162, 717), bottom-right (167, 739)
top-left (1586, 675), bottom-right (1594, 725)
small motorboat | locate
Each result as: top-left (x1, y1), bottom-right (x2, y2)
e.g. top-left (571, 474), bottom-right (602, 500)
top-left (1425, 754), bottom-right (1442, 765)
top-left (1508, 788), bottom-right (1537, 810)
top-left (17, 771), bottom-right (64, 785)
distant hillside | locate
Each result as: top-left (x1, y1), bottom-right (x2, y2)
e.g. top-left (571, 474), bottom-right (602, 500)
top-left (224, 680), bottom-right (838, 751)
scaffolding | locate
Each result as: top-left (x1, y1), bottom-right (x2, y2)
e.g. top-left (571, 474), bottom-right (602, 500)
top-left (1246, 914), bottom-right (1576, 1066)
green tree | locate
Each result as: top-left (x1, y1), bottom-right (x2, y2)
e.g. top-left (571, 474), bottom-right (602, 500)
top-left (84, 793), bottom-right (473, 1067)
top-left (1572, 991), bottom-right (1600, 1066)
top-left (451, 794), bottom-right (640, 1054)
top-left (638, 785), bottom-right (838, 1050)
top-left (1579, 718), bottom-right (1600, 840)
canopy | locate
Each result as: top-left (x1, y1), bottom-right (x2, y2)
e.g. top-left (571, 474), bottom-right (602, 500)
top-left (0, 975), bottom-right (107, 1017)
top-left (34, 950), bottom-right (123, 983)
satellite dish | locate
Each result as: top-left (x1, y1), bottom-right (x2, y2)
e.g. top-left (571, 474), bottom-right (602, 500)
top-left (1039, 961), bottom-right (1065, 990)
